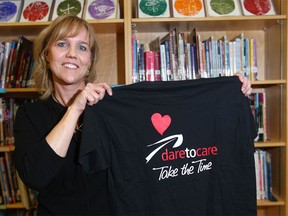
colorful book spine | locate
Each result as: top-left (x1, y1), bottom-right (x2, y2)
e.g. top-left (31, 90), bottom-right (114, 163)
top-left (144, 51), bottom-right (155, 81)
top-left (159, 44), bottom-right (167, 81)
top-left (138, 43), bottom-right (145, 82)
top-left (154, 51), bottom-right (161, 81)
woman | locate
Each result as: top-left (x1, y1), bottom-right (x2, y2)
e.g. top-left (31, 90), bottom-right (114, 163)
top-left (14, 14), bottom-right (112, 215)
top-left (14, 14), bottom-right (252, 215)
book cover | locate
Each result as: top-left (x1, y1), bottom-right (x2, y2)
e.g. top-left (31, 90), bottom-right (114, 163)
top-left (185, 42), bottom-right (192, 80)
top-left (160, 28), bottom-right (178, 81)
top-left (84, 0), bottom-right (118, 20)
top-left (249, 37), bottom-right (257, 80)
top-left (10, 36), bottom-right (33, 88)
top-left (0, 42), bottom-right (11, 89)
top-left (163, 40), bottom-right (172, 81)
top-left (0, 0), bottom-right (23, 22)
top-left (154, 51), bottom-right (161, 81)
top-left (176, 32), bottom-right (186, 80)
top-left (5, 40), bottom-right (17, 88)
top-left (205, 0), bottom-right (242, 17)
top-left (19, 0), bottom-right (53, 22)
top-left (240, 0), bottom-right (276, 16)
top-left (138, 0), bottom-right (170, 18)
top-left (4, 152), bottom-right (16, 203)
top-left (172, 0), bottom-right (205, 18)
top-left (190, 44), bottom-right (198, 79)
top-left (20, 54), bottom-right (33, 87)
top-left (131, 33), bottom-right (139, 83)
top-left (51, 0), bottom-right (84, 20)
top-left (144, 51), bottom-right (155, 81)
top-left (0, 156), bottom-right (9, 204)
top-left (138, 43), bottom-right (145, 82)
top-left (188, 28), bottom-right (200, 79)
top-left (266, 151), bottom-right (273, 200)
top-left (159, 44), bottom-right (167, 81)
top-left (254, 149), bottom-right (261, 199)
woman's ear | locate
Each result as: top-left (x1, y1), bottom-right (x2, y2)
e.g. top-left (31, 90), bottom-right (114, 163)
top-left (45, 50), bottom-right (50, 62)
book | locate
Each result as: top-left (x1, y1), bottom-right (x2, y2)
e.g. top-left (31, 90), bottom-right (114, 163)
top-left (250, 37), bottom-right (258, 81)
top-left (5, 40), bottom-right (17, 88)
top-left (51, 0), bottom-right (85, 20)
top-left (0, 156), bottom-right (9, 203)
top-left (138, 0), bottom-right (170, 18)
top-left (254, 149), bottom-right (273, 200)
top-left (84, 0), bottom-right (118, 20)
top-left (10, 36), bottom-right (33, 88)
top-left (185, 42), bottom-right (192, 80)
top-left (0, 41), bottom-right (11, 88)
top-left (249, 90), bottom-right (266, 141)
top-left (205, 0), bottom-right (242, 17)
top-left (240, 0), bottom-right (276, 16)
top-left (160, 28), bottom-right (179, 81)
top-left (176, 32), bottom-right (186, 80)
top-left (144, 51), bottom-right (155, 81)
top-left (154, 51), bottom-right (161, 81)
top-left (19, 0), bottom-right (53, 22)
top-left (266, 151), bottom-right (273, 200)
top-left (131, 32), bottom-right (139, 83)
top-left (0, 0), bottom-right (23, 22)
top-left (4, 152), bottom-right (16, 203)
top-left (172, 0), bottom-right (205, 18)
top-left (163, 40), bottom-right (172, 81)
top-left (159, 44), bottom-right (167, 81)
top-left (188, 28), bottom-right (200, 79)
top-left (138, 43), bottom-right (145, 82)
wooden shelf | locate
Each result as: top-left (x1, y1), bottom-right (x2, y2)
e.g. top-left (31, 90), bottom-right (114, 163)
top-left (255, 141), bottom-right (286, 148)
top-left (0, 19), bottom-right (124, 37)
top-left (0, 145), bottom-right (15, 152)
top-left (257, 200), bottom-right (285, 207)
top-left (131, 15), bottom-right (286, 33)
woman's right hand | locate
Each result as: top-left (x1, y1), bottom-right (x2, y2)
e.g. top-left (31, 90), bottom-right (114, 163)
top-left (72, 82), bottom-right (113, 113)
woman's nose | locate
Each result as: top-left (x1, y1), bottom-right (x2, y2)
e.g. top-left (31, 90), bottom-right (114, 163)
top-left (66, 47), bottom-right (77, 58)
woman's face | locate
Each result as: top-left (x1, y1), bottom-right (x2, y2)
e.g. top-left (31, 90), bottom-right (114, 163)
top-left (46, 28), bottom-right (92, 87)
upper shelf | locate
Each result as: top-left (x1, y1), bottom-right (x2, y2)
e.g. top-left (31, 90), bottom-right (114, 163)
top-left (131, 15), bottom-right (287, 32)
top-left (0, 19), bottom-right (125, 37)
top-left (0, 79), bottom-right (285, 95)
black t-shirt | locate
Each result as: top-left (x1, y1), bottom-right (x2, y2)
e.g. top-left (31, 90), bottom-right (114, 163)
top-left (79, 77), bottom-right (257, 216)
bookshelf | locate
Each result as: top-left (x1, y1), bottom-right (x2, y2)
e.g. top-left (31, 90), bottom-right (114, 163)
top-left (0, 0), bottom-right (287, 215)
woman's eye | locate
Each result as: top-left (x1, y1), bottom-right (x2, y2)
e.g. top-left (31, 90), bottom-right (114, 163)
top-left (79, 45), bottom-right (88, 51)
top-left (56, 41), bottom-right (67, 47)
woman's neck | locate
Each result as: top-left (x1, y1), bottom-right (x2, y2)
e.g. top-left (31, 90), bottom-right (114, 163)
top-left (53, 83), bottom-right (85, 107)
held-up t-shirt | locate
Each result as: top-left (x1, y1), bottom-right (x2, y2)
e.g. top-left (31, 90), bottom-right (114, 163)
top-left (79, 77), bottom-right (257, 216)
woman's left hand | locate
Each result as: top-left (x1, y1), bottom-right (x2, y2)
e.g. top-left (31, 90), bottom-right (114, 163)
top-left (235, 73), bottom-right (252, 97)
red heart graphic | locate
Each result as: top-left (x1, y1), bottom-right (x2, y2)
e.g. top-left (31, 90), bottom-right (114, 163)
top-left (151, 113), bottom-right (171, 135)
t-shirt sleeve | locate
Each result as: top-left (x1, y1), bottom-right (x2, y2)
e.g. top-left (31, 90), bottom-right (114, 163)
top-left (14, 105), bottom-right (64, 190)
top-left (79, 105), bottom-right (111, 174)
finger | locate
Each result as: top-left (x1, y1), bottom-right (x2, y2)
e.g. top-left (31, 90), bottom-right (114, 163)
top-left (101, 83), bottom-right (113, 96)
top-left (93, 82), bottom-right (113, 96)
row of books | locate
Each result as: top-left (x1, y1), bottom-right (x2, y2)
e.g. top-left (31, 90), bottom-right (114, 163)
top-left (0, 98), bottom-right (17, 147)
top-left (0, 98), bottom-right (37, 210)
top-left (137, 0), bottom-right (277, 18)
top-left (132, 28), bottom-right (258, 82)
top-left (0, 98), bottom-right (36, 147)
top-left (0, 0), bottom-right (119, 23)
top-left (0, 36), bottom-right (34, 89)
top-left (0, 151), bottom-right (37, 208)
top-left (254, 149), bottom-right (273, 201)
top-left (250, 90), bottom-right (267, 142)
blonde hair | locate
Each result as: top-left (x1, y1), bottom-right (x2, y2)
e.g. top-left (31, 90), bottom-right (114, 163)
top-left (33, 14), bottom-right (99, 99)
